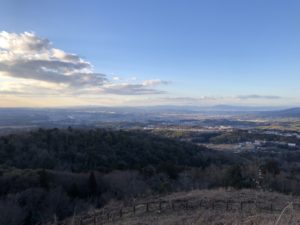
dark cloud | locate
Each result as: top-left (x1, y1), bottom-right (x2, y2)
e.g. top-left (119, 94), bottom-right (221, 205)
top-left (0, 60), bottom-right (106, 87)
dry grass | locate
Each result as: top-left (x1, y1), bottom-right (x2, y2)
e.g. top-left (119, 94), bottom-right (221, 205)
top-left (63, 189), bottom-right (300, 225)
top-left (103, 211), bottom-right (299, 225)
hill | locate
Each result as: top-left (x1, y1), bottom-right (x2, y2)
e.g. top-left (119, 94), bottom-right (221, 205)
top-left (59, 189), bottom-right (300, 225)
top-left (0, 128), bottom-right (235, 172)
top-left (0, 128), bottom-right (240, 225)
top-left (1, 128), bottom-right (299, 225)
top-left (262, 107), bottom-right (300, 118)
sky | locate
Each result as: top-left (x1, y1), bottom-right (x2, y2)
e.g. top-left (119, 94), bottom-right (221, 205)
top-left (0, 0), bottom-right (300, 107)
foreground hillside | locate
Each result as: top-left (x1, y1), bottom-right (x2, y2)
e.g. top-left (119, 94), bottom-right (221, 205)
top-left (63, 189), bottom-right (300, 225)
top-left (0, 128), bottom-right (238, 225)
top-left (1, 128), bottom-right (300, 225)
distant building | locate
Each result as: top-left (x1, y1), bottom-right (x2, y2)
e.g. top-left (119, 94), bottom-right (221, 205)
top-left (254, 140), bottom-right (262, 146)
top-left (288, 143), bottom-right (297, 148)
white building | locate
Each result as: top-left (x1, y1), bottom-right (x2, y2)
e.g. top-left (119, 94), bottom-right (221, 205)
top-left (288, 143), bottom-right (296, 148)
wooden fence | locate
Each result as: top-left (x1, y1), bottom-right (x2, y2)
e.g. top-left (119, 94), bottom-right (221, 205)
top-left (56, 198), bottom-right (300, 225)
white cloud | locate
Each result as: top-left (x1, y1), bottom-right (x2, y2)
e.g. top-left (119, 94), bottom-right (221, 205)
top-left (142, 79), bottom-right (170, 86)
top-left (100, 83), bottom-right (166, 95)
top-left (0, 31), bottom-right (168, 97)
top-left (237, 95), bottom-right (281, 100)
top-left (112, 76), bottom-right (121, 81)
top-left (0, 31), bottom-right (105, 88)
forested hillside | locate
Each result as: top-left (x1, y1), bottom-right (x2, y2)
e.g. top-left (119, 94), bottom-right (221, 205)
top-left (0, 128), bottom-right (238, 225)
top-left (0, 128), bottom-right (234, 172)
top-left (1, 128), bottom-right (298, 225)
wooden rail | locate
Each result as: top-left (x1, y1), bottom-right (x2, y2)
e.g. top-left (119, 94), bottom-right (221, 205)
top-left (55, 198), bottom-right (300, 225)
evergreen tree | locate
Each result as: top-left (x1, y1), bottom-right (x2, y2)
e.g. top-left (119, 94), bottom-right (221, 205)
top-left (88, 171), bottom-right (98, 196)
top-left (38, 169), bottom-right (50, 190)
top-left (225, 165), bottom-right (243, 189)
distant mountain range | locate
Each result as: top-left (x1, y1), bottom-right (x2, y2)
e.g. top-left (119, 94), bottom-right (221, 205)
top-left (0, 106), bottom-right (299, 128)
top-left (196, 105), bottom-right (286, 112)
top-left (261, 107), bottom-right (300, 118)
top-left (117, 105), bottom-right (287, 112)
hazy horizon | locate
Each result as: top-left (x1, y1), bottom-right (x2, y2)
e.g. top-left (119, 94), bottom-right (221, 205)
top-left (0, 104), bottom-right (294, 112)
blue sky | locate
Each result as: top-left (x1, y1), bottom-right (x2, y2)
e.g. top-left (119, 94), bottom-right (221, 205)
top-left (0, 0), bottom-right (300, 107)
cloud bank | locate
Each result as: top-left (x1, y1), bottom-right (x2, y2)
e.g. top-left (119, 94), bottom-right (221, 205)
top-left (0, 31), bottom-right (168, 96)
top-left (237, 95), bottom-right (281, 100)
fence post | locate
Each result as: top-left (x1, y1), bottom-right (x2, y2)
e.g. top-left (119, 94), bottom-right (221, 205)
top-left (212, 201), bottom-right (215, 210)
top-left (133, 204), bottom-right (136, 215)
top-left (159, 201), bottom-right (162, 211)
top-left (80, 218), bottom-right (83, 225)
top-left (226, 200), bottom-right (229, 211)
top-left (171, 201), bottom-right (175, 210)
top-left (199, 200), bottom-right (202, 208)
top-left (240, 202), bottom-right (243, 211)
top-left (93, 214), bottom-right (96, 225)
top-left (270, 204), bottom-right (273, 213)
top-left (120, 208), bottom-right (123, 218)
top-left (185, 201), bottom-right (188, 210)
top-left (146, 203), bottom-right (149, 212)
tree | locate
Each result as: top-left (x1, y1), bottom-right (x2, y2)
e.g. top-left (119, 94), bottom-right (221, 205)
top-left (159, 162), bottom-right (181, 180)
top-left (225, 165), bottom-right (243, 189)
top-left (68, 183), bottom-right (81, 198)
top-left (88, 171), bottom-right (98, 196)
top-left (262, 160), bottom-right (280, 176)
top-left (0, 200), bottom-right (25, 225)
top-left (38, 169), bottom-right (50, 190)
